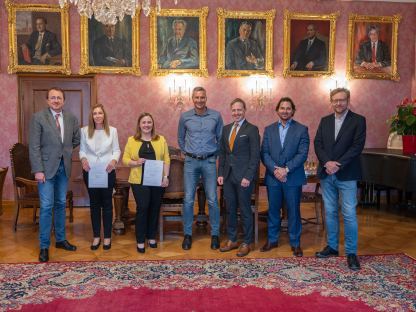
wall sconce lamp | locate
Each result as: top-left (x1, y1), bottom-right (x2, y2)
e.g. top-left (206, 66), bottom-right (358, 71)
top-left (168, 75), bottom-right (191, 111)
top-left (326, 75), bottom-right (349, 92)
top-left (248, 76), bottom-right (272, 111)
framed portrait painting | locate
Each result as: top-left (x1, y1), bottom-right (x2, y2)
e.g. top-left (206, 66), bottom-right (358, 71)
top-left (80, 13), bottom-right (140, 75)
top-left (217, 8), bottom-right (275, 78)
top-left (283, 10), bottom-right (338, 78)
top-left (150, 7), bottom-right (208, 76)
top-left (347, 14), bottom-right (401, 81)
top-left (7, 1), bottom-right (70, 74)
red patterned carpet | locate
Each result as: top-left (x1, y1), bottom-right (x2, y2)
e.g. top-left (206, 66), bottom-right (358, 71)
top-left (1, 254), bottom-right (415, 311)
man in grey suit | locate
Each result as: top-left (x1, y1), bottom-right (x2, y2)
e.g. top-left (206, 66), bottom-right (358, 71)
top-left (260, 97), bottom-right (309, 257)
top-left (218, 98), bottom-right (260, 257)
top-left (29, 87), bottom-right (80, 262)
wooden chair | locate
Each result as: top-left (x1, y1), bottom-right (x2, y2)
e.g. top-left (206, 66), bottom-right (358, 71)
top-left (159, 155), bottom-right (184, 241)
top-left (0, 167), bottom-right (8, 216)
top-left (301, 177), bottom-right (325, 227)
top-left (9, 143), bottom-right (74, 231)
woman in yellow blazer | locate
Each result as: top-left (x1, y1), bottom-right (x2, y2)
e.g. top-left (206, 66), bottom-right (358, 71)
top-left (123, 113), bottom-right (170, 253)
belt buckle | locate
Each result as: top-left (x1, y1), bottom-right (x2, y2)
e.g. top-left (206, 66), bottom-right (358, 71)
top-left (197, 155), bottom-right (204, 160)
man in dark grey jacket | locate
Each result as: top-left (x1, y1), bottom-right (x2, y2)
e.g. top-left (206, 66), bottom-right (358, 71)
top-left (29, 87), bottom-right (80, 262)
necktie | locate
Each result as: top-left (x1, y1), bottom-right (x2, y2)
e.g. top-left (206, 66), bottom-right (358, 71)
top-left (306, 40), bottom-right (313, 52)
top-left (35, 33), bottom-right (43, 51)
top-left (55, 113), bottom-right (62, 140)
top-left (229, 124), bottom-right (238, 151)
top-left (372, 42), bottom-right (376, 62)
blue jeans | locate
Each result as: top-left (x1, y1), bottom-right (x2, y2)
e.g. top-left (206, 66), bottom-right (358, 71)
top-left (38, 160), bottom-right (68, 248)
top-left (183, 156), bottom-right (220, 236)
top-left (266, 184), bottom-right (302, 247)
top-left (321, 175), bottom-right (358, 254)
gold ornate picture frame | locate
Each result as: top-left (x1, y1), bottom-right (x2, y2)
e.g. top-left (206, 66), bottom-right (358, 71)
top-left (150, 7), bottom-right (208, 77)
top-left (347, 14), bottom-right (401, 81)
top-left (7, 1), bottom-right (70, 74)
top-left (217, 8), bottom-right (275, 78)
top-left (80, 12), bottom-right (140, 75)
top-left (283, 10), bottom-right (338, 78)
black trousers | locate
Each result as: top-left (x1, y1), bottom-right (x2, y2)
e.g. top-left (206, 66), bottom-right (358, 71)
top-left (83, 170), bottom-right (116, 239)
top-left (131, 184), bottom-right (164, 243)
top-left (223, 173), bottom-right (254, 244)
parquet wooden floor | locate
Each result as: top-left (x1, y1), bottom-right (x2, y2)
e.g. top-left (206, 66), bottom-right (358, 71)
top-left (0, 200), bottom-right (415, 263)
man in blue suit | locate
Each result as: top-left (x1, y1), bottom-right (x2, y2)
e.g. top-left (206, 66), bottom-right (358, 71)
top-left (260, 97), bottom-right (309, 257)
top-left (314, 87), bottom-right (366, 271)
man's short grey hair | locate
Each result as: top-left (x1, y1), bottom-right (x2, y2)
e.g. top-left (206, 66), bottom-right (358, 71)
top-left (172, 19), bottom-right (187, 29)
top-left (239, 21), bottom-right (252, 29)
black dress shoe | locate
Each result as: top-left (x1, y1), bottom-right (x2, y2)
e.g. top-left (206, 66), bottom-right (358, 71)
top-left (260, 241), bottom-right (278, 252)
top-left (315, 245), bottom-right (338, 258)
top-left (56, 240), bottom-right (77, 251)
top-left (211, 235), bottom-right (220, 250)
top-left (291, 246), bottom-right (303, 257)
top-left (137, 246), bottom-right (145, 253)
top-left (182, 235), bottom-right (192, 250)
top-left (39, 248), bottom-right (49, 262)
top-left (103, 243), bottom-right (111, 250)
top-left (347, 254), bottom-right (361, 271)
top-left (148, 241), bottom-right (157, 248)
top-left (90, 239), bottom-right (101, 250)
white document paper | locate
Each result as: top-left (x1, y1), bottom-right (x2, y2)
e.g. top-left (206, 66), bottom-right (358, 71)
top-left (142, 160), bottom-right (164, 186)
top-left (88, 162), bottom-right (108, 188)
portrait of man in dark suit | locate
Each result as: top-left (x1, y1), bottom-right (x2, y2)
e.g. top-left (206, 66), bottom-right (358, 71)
top-left (225, 20), bottom-right (265, 70)
top-left (91, 22), bottom-right (131, 67)
top-left (87, 17), bottom-right (132, 68)
top-left (355, 24), bottom-right (391, 71)
top-left (20, 16), bottom-right (62, 65)
top-left (158, 18), bottom-right (199, 69)
top-left (290, 23), bottom-right (327, 71)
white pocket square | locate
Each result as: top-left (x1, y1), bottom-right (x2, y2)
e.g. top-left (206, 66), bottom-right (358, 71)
top-left (239, 134), bottom-right (247, 137)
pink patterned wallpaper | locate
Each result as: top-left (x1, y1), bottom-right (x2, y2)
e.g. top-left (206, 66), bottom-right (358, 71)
top-left (0, 0), bottom-right (415, 199)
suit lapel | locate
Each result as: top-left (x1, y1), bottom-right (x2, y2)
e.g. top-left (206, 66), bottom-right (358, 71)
top-left (45, 108), bottom-right (62, 143)
top-left (282, 121), bottom-right (296, 151)
top-left (271, 122), bottom-right (282, 150)
top-left (233, 120), bottom-right (248, 151)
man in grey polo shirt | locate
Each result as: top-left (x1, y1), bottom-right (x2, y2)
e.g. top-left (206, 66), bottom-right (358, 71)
top-left (178, 86), bottom-right (223, 250)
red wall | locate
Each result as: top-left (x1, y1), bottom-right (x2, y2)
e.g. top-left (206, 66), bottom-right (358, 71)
top-left (1, 0), bottom-right (415, 199)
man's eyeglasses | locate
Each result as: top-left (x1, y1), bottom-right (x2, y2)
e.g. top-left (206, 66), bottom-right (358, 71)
top-left (48, 96), bottom-right (63, 101)
top-left (331, 98), bottom-right (348, 104)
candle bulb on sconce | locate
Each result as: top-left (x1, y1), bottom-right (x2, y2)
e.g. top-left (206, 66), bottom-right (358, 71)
top-left (249, 76), bottom-right (272, 111)
top-left (168, 75), bottom-right (191, 111)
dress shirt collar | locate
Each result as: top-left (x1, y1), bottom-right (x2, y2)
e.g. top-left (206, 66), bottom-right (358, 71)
top-left (278, 118), bottom-right (292, 128)
top-left (334, 109), bottom-right (349, 121)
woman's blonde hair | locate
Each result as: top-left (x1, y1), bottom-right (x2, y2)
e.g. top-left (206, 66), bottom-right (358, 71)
top-left (88, 103), bottom-right (110, 138)
top-left (134, 112), bottom-right (159, 141)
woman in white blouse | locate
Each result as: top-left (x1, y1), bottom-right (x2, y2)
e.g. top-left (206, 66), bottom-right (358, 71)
top-left (79, 104), bottom-right (121, 250)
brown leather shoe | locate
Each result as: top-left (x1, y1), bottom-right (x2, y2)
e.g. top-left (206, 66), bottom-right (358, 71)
top-left (291, 246), bottom-right (303, 257)
top-left (220, 240), bottom-right (239, 252)
top-left (237, 243), bottom-right (250, 257)
top-left (260, 240), bottom-right (278, 252)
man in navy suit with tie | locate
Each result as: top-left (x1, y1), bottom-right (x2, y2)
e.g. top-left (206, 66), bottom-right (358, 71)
top-left (355, 25), bottom-right (391, 70)
top-left (218, 98), bottom-right (260, 257)
top-left (260, 97), bottom-right (309, 257)
top-left (314, 87), bottom-right (366, 271)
